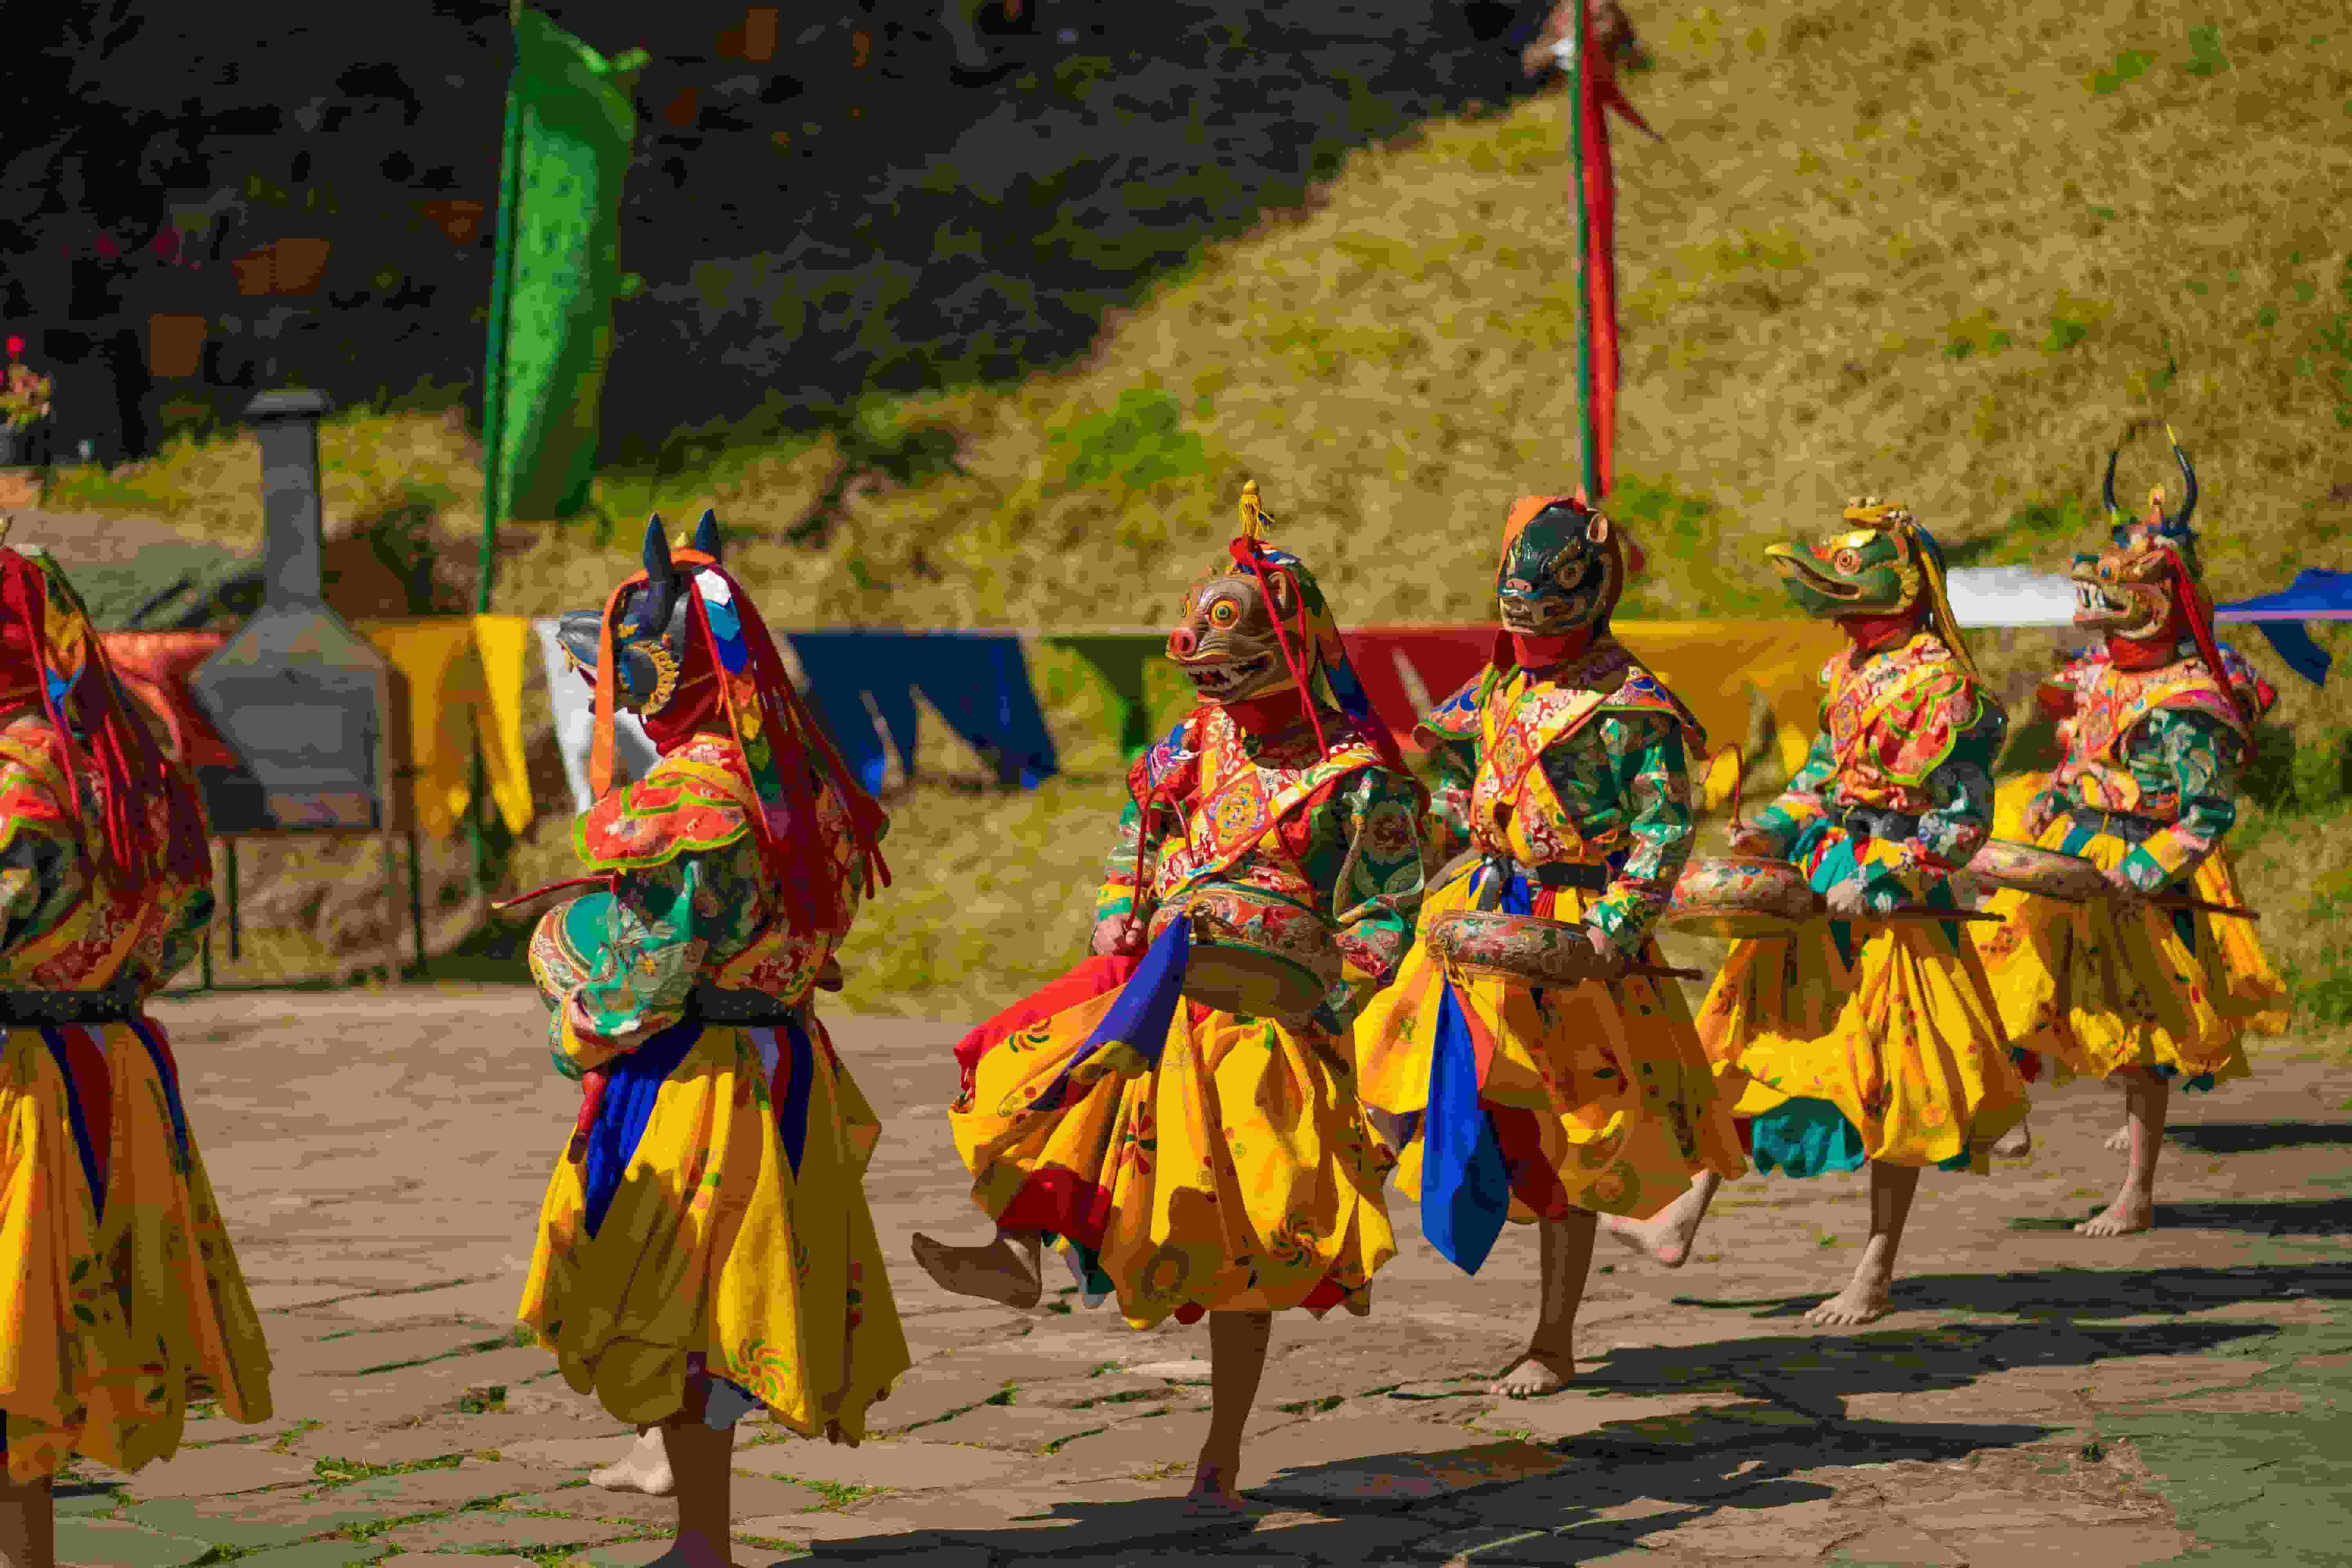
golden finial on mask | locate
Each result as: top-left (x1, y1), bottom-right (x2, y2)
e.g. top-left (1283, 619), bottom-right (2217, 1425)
top-left (1237, 477), bottom-right (1275, 544)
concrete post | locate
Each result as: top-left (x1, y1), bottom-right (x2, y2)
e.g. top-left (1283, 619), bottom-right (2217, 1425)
top-left (247, 388), bottom-right (332, 604)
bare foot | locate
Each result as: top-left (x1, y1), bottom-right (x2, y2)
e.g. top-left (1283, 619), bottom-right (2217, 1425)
top-left (1600, 1209), bottom-right (1696, 1269)
top-left (589, 1426), bottom-right (673, 1495)
top-left (1185, 1455), bottom-right (1247, 1512)
top-left (2103, 1123), bottom-right (2132, 1154)
top-left (1802, 1280), bottom-right (1891, 1328)
top-left (1490, 1347), bottom-right (1574, 1398)
top-left (1598, 1172), bottom-right (1718, 1270)
top-left (2075, 1189), bottom-right (2154, 1237)
top-left (910, 1232), bottom-right (1042, 1309)
top-left (1992, 1117), bottom-right (2032, 1159)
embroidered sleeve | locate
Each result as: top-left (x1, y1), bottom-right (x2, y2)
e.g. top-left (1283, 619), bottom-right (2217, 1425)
top-left (123, 881), bottom-right (216, 998)
top-left (1585, 712), bottom-right (1693, 947)
top-left (2117, 708), bottom-right (2241, 890)
top-left (1854, 693), bottom-right (2005, 910)
top-left (1419, 731), bottom-right (1479, 872)
top-left (1751, 730), bottom-right (1835, 854)
top-left (1314, 768), bottom-right (1427, 1034)
top-left (1095, 792), bottom-right (1185, 925)
top-left (555, 854), bottom-right (708, 1076)
top-left (0, 797), bottom-right (78, 959)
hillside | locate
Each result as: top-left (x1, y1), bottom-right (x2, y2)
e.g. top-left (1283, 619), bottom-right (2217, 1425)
top-left (44, 0), bottom-right (2352, 1035)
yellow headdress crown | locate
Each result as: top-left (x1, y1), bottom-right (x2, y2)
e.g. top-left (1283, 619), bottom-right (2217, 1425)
top-left (1840, 495), bottom-right (1914, 530)
top-left (1237, 478), bottom-right (1275, 544)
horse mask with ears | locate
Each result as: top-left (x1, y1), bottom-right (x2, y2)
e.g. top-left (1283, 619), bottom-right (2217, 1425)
top-left (557, 509), bottom-right (723, 716)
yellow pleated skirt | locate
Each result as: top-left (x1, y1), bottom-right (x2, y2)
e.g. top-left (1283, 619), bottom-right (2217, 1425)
top-left (950, 957), bottom-right (1396, 1328)
top-left (1697, 824), bottom-right (2027, 1175)
top-left (0, 1020), bottom-right (273, 1483)
top-left (1351, 861), bottom-right (1744, 1223)
top-left (518, 1013), bottom-right (909, 1439)
top-left (1972, 819), bottom-right (2279, 1089)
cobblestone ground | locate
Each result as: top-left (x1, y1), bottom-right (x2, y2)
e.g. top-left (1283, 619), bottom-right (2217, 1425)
top-left (57, 982), bottom-right (2352, 1566)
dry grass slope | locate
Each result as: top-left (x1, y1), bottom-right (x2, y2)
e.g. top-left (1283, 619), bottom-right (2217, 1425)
top-left (55, 0), bottom-right (2352, 1037)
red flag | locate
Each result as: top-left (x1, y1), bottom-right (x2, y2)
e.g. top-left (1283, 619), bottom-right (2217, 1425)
top-left (1341, 628), bottom-right (1500, 754)
top-left (1569, 0), bottom-right (1657, 499)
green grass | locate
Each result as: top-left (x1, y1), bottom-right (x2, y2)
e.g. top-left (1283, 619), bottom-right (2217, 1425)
top-left (793, 1477), bottom-right (885, 1510)
top-left (311, 1452), bottom-right (466, 1485)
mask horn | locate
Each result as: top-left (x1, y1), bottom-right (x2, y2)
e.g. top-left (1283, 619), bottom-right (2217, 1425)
top-left (692, 508), bottom-right (722, 561)
top-left (2166, 428), bottom-right (2197, 533)
top-left (639, 515), bottom-right (677, 625)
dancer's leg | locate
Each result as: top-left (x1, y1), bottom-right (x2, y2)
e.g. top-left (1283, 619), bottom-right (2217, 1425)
top-left (590, 1423), bottom-right (673, 1495)
top-left (1189, 1310), bottom-right (1274, 1509)
top-left (0, 1473), bottom-right (54, 1568)
top-left (1597, 1170), bottom-right (1723, 1269)
top-left (910, 1225), bottom-right (1044, 1308)
top-left (1803, 1160), bottom-right (1921, 1327)
top-left (2078, 1069), bottom-right (2164, 1237)
top-left (1493, 1209), bottom-right (1598, 1396)
top-left (658, 1414), bottom-right (735, 1568)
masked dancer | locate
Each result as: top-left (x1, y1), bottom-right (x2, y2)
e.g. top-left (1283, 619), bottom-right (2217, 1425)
top-left (912, 481), bottom-right (1422, 1508)
top-left (0, 532), bottom-right (272, 1568)
top-left (1352, 495), bottom-right (1744, 1397)
top-left (1973, 434), bottom-right (2284, 1236)
top-left (1615, 499), bottom-right (2026, 1326)
top-left (518, 514), bottom-right (904, 1567)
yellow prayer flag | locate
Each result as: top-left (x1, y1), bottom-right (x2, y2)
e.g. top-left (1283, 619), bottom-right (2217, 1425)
top-left (1612, 619), bottom-right (1847, 809)
top-left (356, 618), bottom-right (536, 840)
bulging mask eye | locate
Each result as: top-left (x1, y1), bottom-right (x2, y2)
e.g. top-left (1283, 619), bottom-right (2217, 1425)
top-left (1831, 548), bottom-right (1863, 575)
top-left (1209, 599), bottom-right (1240, 627)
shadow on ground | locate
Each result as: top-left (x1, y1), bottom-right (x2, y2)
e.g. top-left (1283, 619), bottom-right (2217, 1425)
top-left (793, 1305), bottom-right (2328, 1562)
top-left (2167, 1121), bottom-right (2352, 1155)
top-left (1674, 1261), bottom-right (2352, 1320)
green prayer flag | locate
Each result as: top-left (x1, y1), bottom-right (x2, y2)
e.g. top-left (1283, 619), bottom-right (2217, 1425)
top-left (1047, 634), bottom-right (1163, 759)
top-left (481, 10), bottom-right (647, 535)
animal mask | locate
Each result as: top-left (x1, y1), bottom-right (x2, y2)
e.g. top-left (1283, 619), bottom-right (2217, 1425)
top-left (1167, 562), bottom-right (1301, 704)
top-left (1764, 497), bottom-right (1926, 620)
top-left (2073, 431), bottom-right (2201, 647)
top-left (558, 509), bottom-right (723, 715)
top-left (1495, 496), bottom-right (1632, 635)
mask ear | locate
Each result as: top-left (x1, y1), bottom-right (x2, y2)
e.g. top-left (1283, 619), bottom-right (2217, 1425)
top-left (692, 508), bottom-right (722, 561)
top-left (639, 515), bottom-right (677, 628)
top-left (1264, 570), bottom-right (1294, 615)
top-left (1585, 514), bottom-right (1610, 546)
top-left (641, 515), bottom-right (672, 583)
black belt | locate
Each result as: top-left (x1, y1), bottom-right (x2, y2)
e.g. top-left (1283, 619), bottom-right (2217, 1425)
top-left (1832, 804), bottom-right (1922, 841)
top-left (685, 986), bottom-right (806, 1027)
top-left (1470, 855), bottom-right (1610, 891)
top-left (0, 990), bottom-right (140, 1026)
top-left (2066, 806), bottom-right (2164, 845)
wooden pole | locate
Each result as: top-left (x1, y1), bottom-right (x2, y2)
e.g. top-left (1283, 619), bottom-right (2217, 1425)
top-left (408, 825), bottom-right (428, 975)
top-left (225, 838), bottom-right (241, 960)
top-left (382, 829), bottom-right (402, 984)
top-left (475, 7), bottom-right (531, 893)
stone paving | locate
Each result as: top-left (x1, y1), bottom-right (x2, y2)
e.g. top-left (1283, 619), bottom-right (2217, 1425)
top-left (52, 982), bottom-right (2352, 1566)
